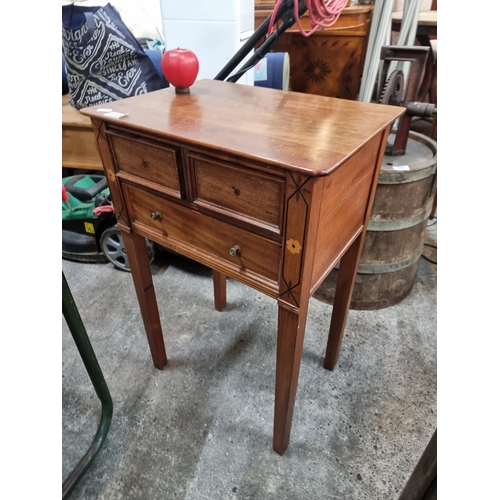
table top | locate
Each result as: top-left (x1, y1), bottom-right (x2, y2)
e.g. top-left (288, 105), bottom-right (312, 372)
top-left (80, 79), bottom-right (403, 177)
top-left (63, 93), bottom-right (92, 127)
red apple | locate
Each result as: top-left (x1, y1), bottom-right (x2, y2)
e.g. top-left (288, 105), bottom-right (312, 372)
top-left (161, 48), bottom-right (199, 93)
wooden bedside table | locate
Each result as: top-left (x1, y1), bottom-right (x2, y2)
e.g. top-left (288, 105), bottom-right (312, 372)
top-left (81, 80), bottom-right (403, 455)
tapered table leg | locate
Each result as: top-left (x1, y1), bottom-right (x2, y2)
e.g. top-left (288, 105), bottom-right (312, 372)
top-left (273, 303), bottom-right (309, 455)
top-left (121, 230), bottom-right (167, 369)
top-left (324, 232), bottom-right (364, 371)
top-left (213, 270), bottom-right (227, 311)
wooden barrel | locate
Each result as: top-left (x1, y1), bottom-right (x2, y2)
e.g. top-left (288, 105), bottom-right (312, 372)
top-left (314, 131), bottom-right (437, 310)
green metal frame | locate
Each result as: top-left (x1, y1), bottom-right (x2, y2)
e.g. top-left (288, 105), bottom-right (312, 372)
top-left (62, 273), bottom-right (113, 499)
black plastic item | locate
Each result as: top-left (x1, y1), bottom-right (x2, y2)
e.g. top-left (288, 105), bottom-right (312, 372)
top-left (62, 228), bottom-right (106, 263)
top-left (94, 192), bottom-right (113, 208)
top-left (62, 272), bottom-right (113, 499)
top-left (64, 175), bottom-right (108, 202)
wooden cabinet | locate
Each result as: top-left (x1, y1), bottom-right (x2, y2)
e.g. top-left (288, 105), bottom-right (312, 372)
top-left (81, 79), bottom-right (403, 454)
top-left (255, 3), bottom-right (373, 99)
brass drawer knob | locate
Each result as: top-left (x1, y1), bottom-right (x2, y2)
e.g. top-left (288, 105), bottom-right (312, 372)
top-left (150, 210), bottom-right (162, 221)
top-left (229, 244), bottom-right (241, 257)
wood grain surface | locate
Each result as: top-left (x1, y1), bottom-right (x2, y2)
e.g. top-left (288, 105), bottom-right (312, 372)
top-left (81, 79), bottom-right (404, 176)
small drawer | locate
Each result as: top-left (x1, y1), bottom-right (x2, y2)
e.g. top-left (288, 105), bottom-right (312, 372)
top-left (109, 134), bottom-right (181, 194)
top-left (124, 184), bottom-right (281, 286)
top-left (188, 153), bottom-right (284, 235)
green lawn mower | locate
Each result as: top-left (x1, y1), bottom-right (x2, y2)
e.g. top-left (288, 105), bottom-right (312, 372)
top-left (62, 173), bottom-right (154, 271)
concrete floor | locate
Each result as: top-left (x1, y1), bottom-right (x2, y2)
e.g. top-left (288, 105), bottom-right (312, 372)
top-left (62, 215), bottom-right (436, 500)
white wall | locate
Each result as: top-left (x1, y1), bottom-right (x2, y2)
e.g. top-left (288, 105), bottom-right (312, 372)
top-left (63, 0), bottom-right (255, 84)
top-left (63, 0), bottom-right (165, 41)
top-left (160, 0), bottom-right (255, 84)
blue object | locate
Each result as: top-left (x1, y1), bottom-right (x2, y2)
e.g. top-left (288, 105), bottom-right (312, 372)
top-left (62, 56), bottom-right (69, 95)
top-left (62, 3), bottom-right (165, 108)
top-left (62, 50), bottom-right (168, 96)
top-left (254, 52), bottom-right (290, 91)
top-left (145, 49), bottom-right (169, 89)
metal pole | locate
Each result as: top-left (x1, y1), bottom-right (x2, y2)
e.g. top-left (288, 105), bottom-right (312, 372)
top-left (359, 0), bottom-right (395, 102)
top-left (62, 272), bottom-right (113, 500)
top-left (226, 2), bottom-right (308, 83)
top-left (214, 0), bottom-right (307, 83)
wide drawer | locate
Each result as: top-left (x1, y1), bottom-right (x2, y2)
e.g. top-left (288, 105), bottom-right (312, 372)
top-left (187, 153), bottom-right (285, 236)
top-left (109, 133), bottom-right (181, 196)
top-left (124, 184), bottom-right (281, 287)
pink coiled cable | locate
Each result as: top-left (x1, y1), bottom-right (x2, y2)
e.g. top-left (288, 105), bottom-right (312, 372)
top-left (268, 0), bottom-right (349, 38)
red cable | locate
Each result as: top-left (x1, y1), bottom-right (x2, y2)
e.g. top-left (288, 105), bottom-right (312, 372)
top-left (268, 0), bottom-right (284, 36)
top-left (268, 0), bottom-right (348, 38)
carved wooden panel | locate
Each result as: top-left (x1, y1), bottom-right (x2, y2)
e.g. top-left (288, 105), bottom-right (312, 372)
top-left (255, 6), bottom-right (373, 100)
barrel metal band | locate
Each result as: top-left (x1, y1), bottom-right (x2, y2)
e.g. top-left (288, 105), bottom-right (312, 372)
top-left (378, 163), bottom-right (437, 184)
top-left (368, 203), bottom-right (433, 231)
top-left (356, 247), bottom-right (423, 274)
